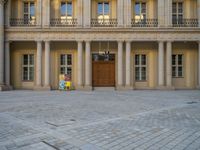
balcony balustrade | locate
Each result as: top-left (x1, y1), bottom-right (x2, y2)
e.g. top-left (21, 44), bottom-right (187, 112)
top-left (91, 19), bottom-right (118, 27)
top-left (131, 19), bottom-right (158, 27)
top-left (172, 19), bottom-right (198, 27)
top-left (10, 18), bottom-right (36, 27)
top-left (50, 18), bottom-right (78, 27)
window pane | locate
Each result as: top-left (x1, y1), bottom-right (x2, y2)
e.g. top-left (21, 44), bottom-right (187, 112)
top-left (67, 67), bottom-right (72, 76)
top-left (23, 67), bottom-right (28, 80)
top-left (178, 3), bottom-right (183, 13)
top-left (30, 2), bottom-right (35, 17)
top-left (29, 67), bottom-right (34, 80)
top-left (141, 3), bottom-right (146, 14)
top-left (23, 55), bottom-right (28, 65)
top-left (178, 67), bottom-right (183, 77)
top-left (178, 55), bottom-right (182, 65)
top-left (135, 3), bottom-right (140, 15)
top-left (172, 55), bottom-right (176, 65)
top-left (104, 3), bottom-right (109, 15)
top-left (98, 3), bottom-right (103, 15)
top-left (61, 55), bottom-right (66, 65)
top-left (61, 2), bottom-right (67, 16)
top-left (135, 67), bottom-right (140, 80)
top-left (24, 2), bottom-right (28, 13)
top-left (67, 2), bottom-right (72, 16)
top-left (67, 55), bottom-right (72, 65)
top-left (60, 67), bottom-right (65, 74)
top-left (141, 67), bottom-right (146, 80)
top-left (172, 3), bottom-right (176, 14)
top-left (29, 55), bottom-right (34, 65)
top-left (172, 66), bottom-right (176, 77)
top-left (141, 55), bottom-right (146, 65)
top-left (135, 55), bottom-right (139, 65)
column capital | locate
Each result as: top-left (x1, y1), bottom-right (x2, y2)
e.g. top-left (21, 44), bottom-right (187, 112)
top-left (44, 40), bottom-right (51, 44)
top-left (36, 40), bottom-right (43, 43)
top-left (158, 40), bottom-right (165, 44)
top-left (125, 40), bottom-right (132, 43)
top-left (166, 40), bottom-right (174, 43)
top-left (85, 40), bottom-right (91, 43)
top-left (0, 0), bottom-right (7, 5)
top-left (77, 40), bottom-right (83, 43)
top-left (117, 40), bottom-right (124, 43)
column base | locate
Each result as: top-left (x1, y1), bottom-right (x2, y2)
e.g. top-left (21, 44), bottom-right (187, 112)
top-left (0, 85), bottom-right (13, 91)
top-left (196, 86), bottom-right (200, 90)
top-left (83, 86), bottom-right (93, 91)
top-left (76, 85), bottom-right (84, 90)
top-left (124, 85), bottom-right (134, 90)
top-left (116, 85), bottom-right (125, 91)
top-left (156, 86), bottom-right (175, 90)
top-left (34, 86), bottom-right (51, 91)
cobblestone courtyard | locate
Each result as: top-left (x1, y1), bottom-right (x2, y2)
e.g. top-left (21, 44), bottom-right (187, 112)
top-left (0, 90), bottom-right (200, 150)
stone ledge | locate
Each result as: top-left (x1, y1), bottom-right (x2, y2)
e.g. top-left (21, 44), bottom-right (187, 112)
top-left (156, 86), bottom-right (175, 90)
top-left (0, 85), bottom-right (13, 91)
top-left (34, 86), bottom-right (51, 91)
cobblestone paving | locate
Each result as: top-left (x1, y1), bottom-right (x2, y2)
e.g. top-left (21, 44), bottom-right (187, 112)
top-left (0, 90), bottom-right (200, 150)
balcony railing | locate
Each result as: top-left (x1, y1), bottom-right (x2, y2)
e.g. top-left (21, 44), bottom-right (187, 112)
top-left (91, 19), bottom-right (118, 27)
top-left (10, 18), bottom-right (36, 26)
top-left (172, 19), bottom-right (198, 27)
top-left (50, 18), bottom-right (78, 27)
top-left (131, 19), bottom-right (158, 27)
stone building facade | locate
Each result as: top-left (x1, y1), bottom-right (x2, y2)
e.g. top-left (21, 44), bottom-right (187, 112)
top-left (0, 0), bottom-right (200, 91)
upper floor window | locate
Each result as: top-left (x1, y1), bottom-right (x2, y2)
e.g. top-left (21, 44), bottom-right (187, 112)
top-left (60, 54), bottom-right (72, 77)
top-left (98, 2), bottom-right (110, 20)
top-left (172, 2), bottom-right (183, 21)
top-left (24, 2), bottom-right (35, 24)
top-left (135, 2), bottom-right (146, 20)
top-left (172, 54), bottom-right (183, 78)
top-left (22, 54), bottom-right (34, 81)
top-left (61, 1), bottom-right (73, 20)
top-left (135, 54), bottom-right (147, 81)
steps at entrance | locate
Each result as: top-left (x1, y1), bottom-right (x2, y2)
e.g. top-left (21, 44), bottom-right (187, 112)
top-left (93, 87), bottom-right (115, 91)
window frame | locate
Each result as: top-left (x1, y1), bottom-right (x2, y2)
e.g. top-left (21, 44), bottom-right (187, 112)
top-left (23, 1), bottom-right (36, 23)
top-left (134, 2), bottom-right (147, 20)
top-left (135, 54), bottom-right (147, 81)
top-left (172, 54), bottom-right (184, 78)
top-left (60, 1), bottom-right (73, 18)
top-left (97, 1), bottom-right (110, 19)
top-left (60, 54), bottom-right (73, 77)
top-left (172, 2), bottom-right (183, 21)
top-left (22, 54), bottom-right (35, 82)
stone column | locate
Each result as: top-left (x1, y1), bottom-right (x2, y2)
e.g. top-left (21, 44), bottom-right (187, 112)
top-left (198, 0), bottom-right (200, 27)
top-left (166, 41), bottom-right (172, 88)
top-left (165, 0), bottom-right (172, 27)
top-left (42, 0), bottom-right (50, 27)
top-left (77, 0), bottom-right (83, 27)
top-left (0, 1), bottom-right (5, 90)
top-left (117, 41), bottom-right (123, 88)
top-left (158, 41), bottom-right (164, 87)
top-left (37, 0), bottom-right (42, 26)
top-left (5, 41), bottom-right (11, 89)
top-left (124, 0), bottom-right (131, 27)
top-left (77, 41), bottom-right (83, 88)
top-left (85, 41), bottom-right (92, 89)
top-left (6, 0), bottom-right (11, 27)
top-left (117, 0), bottom-right (124, 27)
top-left (44, 41), bottom-right (50, 89)
top-left (36, 41), bottom-right (42, 88)
top-left (125, 41), bottom-right (132, 89)
top-left (83, 0), bottom-right (91, 27)
top-left (198, 41), bottom-right (200, 88)
top-left (158, 0), bottom-right (165, 27)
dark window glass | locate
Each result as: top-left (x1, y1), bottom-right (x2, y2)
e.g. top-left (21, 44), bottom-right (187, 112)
top-left (98, 3), bottom-right (103, 15)
top-left (61, 2), bottom-right (67, 16)
top-left (135, 55), bottom-right (139, 65)
top-left (67, 2), bottom-right (72, 16)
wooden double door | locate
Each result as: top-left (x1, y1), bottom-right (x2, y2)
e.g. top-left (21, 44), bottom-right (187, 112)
top-left (92, 60), bottom-right (115, 87)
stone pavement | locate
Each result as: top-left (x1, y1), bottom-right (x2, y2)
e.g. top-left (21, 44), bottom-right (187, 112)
top-left (0, 90), bottom-right (200, 150)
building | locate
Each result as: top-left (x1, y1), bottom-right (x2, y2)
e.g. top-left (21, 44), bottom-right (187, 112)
top-left (0, 0), bottom-right (200, 91)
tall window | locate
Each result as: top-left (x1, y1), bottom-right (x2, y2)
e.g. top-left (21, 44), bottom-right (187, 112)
top-left (61, 2), bottom-right (73, 20)
top-left (98, 2), bottom-right (110, 20)
top-left (135, 2), bottom-right (146, 20)
top-left (60, 54), bottom-right (72, 77)
top-left (135, 54), bottom-right (147, 81)
top-left (172, 54), bottom-right (183, 78)
top-left (24, 2), bottom-right (35, 24)
top-left (22, 54), bottom-right (34, 81)
top-left (172, 2), bottom-right (183, 23)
